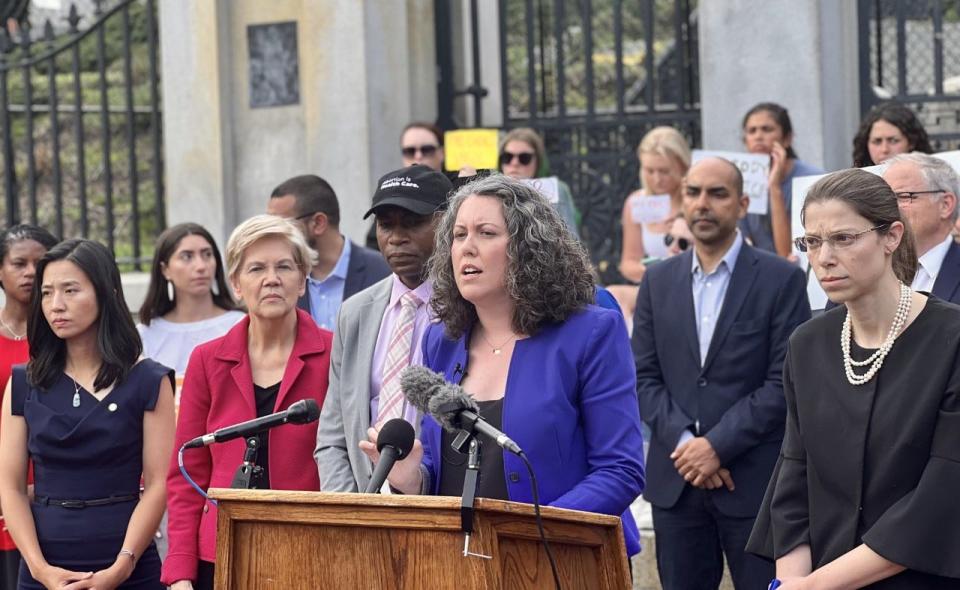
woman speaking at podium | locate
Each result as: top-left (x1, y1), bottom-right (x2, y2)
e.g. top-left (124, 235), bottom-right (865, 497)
top-left (163, 216), bottom-right (332, 590)
top-left (360, 175), bottom-right (646, 556)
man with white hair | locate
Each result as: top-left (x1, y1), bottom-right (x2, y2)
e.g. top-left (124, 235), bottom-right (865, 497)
top-left (883, 152), bottom-right (960, 302)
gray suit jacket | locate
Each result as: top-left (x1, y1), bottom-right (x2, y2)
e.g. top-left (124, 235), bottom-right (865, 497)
top-left (314, 276), bottom-right (422, 492)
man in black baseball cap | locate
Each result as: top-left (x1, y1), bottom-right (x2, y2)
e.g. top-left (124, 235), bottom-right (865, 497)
top-left (363, 164), bottom-right (453, 287)
top-left (315, 164), bottom-right (452, 493)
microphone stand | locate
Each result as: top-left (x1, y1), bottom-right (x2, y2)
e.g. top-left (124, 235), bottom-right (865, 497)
top-left (454, 431), bottom-right (490, 560)
top-left (230, 436), bottom-right (264, 489)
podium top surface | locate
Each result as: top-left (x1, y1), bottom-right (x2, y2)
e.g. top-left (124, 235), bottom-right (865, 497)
top-left (208, 488), bottom-right (621, 528)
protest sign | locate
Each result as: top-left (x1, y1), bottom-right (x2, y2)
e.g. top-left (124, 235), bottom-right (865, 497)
top-left (444, 129), bottom-right (500, 171)
top-left (693, 150), bottom-right (770, 215)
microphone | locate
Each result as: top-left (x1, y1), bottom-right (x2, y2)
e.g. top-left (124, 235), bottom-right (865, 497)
top-left (364, 418), bottom-right (416, 493)
top-left (401, 366), bottom-right (522, 455)
top-left (183, 399), bottom-right (320, 449)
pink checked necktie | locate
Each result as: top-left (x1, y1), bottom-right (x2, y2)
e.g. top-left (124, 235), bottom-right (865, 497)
top-left (376, 291), bottom-right (422, 427)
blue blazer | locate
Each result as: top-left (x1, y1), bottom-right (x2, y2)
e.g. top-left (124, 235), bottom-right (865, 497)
top-left (633, 244), bottom-right (810, 518)
top-left (419, 306), bottom-right (646, 555)
top-left (297, 240), bottom-right (391, 313)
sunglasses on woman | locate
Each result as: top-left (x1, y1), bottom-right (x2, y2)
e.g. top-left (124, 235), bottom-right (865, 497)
top-left (401, 145), bottom-right (439, 158)
top-left (499, 151), bottom-right (535, 166)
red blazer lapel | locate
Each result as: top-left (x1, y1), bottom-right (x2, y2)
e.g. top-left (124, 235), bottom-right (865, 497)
top-left (214, 314), bottom-right (257, 417)
top-left (276, 308), bottom-right (329, 409)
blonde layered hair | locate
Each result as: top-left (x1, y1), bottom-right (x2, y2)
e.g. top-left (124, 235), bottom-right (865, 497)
top-left (637, 126), bottom-right (691, 170)
top-left (226, 214), bottom-right (318, 279)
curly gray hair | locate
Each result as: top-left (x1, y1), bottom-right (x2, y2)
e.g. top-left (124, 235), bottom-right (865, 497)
top-left (428, 174), bottom-right (595, 338)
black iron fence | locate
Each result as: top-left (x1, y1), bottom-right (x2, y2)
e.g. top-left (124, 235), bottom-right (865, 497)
top-left (859, 0), bottom-right (960, 150)
top-left (0, 0), bottom-right (162, 269)
top-left (437, 0), bottom-right (699, 279)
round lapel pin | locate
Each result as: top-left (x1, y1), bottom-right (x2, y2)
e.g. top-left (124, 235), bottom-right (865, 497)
top-left (108, 403), bottom-right (118, 412)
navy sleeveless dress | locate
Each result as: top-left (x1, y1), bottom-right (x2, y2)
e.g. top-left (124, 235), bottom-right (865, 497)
top-left (11, 360), bottom-right (172, 590)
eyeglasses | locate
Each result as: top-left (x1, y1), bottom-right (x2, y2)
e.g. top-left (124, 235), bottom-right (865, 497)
top-left (401, 145), bottom-right (439, 158)
top-left (294, 211), bottom-right (321, 221)
top-left (663, 234), bottom-right (690, 251)
top-left (499, 151), bottom-right (535, 166)
top-left (895, 189), bottom-right (944, 204)
top-left (793, 224), bottom-right (889, 253)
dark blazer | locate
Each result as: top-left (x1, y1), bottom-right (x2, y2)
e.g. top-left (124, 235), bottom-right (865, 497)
top-left (749, 298), bottom-right (960, 587)
top-left (162, 309), bottom-right (332, 585)
top-left (297, 240), bottom-right (391, 313)
top-left (931, 239), bottom-right (960, 302)
top-left (419, 306), bottom-right (646, 555)
top-left (633, 243), bottom-right (810, 518)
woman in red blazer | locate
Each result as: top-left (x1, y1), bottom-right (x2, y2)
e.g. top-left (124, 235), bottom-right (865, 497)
top-left (163, 215), bottom-right (332, 590)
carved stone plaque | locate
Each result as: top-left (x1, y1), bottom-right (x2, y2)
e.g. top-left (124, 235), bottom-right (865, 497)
top-left (248, 21), bottom-right (300, 108)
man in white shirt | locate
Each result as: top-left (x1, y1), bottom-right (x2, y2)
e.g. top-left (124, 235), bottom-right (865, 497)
top-left (883, 152), bottom-right (960, 301)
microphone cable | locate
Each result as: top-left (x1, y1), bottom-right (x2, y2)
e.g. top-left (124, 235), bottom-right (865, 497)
top-left (517, 450), bottom-right (561, 590)
top-left (178, 444), bottom-right (218, 507)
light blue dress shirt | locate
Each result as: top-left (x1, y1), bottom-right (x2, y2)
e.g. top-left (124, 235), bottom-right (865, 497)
top-left (691, 230), bottom-right (743, 365)
top-left (677, 231), bottom-right (743, 448)
top-left (306, 238), bottom-right (351, 331)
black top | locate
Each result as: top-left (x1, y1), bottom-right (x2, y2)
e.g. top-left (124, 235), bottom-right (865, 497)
top-left (437, 399), bottom-right (509, 500)
top-left (253, 382), bottom-right (280, 489)
top-left (748, 296), bottom-right (960, 588)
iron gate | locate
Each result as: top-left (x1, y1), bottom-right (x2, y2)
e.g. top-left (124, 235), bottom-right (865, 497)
top-left (0, 0), bottom-right (162, 269)
top-left (858, 0), bottom-right (960, 151)
top-left (436, 0), bottom-right (700, 280)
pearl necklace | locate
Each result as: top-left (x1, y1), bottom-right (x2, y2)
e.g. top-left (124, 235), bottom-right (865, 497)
top-left (841, 282), bottom-right (911, 386)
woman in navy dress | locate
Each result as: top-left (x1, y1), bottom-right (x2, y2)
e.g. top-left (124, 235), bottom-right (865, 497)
top-left (0, 239), bottom-right (175, 590)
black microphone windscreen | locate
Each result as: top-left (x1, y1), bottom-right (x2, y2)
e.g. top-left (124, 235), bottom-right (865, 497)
top-left (287, 399), bottom-right (321, 424)
top-left (376, 418), bottom-right (416, 459)
top-left (401, 366), bottom-right (448, 413)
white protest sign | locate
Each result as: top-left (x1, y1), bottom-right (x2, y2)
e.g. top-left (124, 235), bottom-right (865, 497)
top-left (522, 177), bottom-right (559, 204)
top-left (692, 150), bottom-right (770, 215)
top-left (630, 194), bottom-right (672, 224)
top-left (934, 150), bottom-right (960, 171)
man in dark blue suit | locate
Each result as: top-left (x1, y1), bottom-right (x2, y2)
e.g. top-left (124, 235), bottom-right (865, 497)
top-left (883, 152), bottom-right (960, 302)
top-left (268, 174), bottom-right (390, 330)
top-left (633, 157), bottom-right (810, 589)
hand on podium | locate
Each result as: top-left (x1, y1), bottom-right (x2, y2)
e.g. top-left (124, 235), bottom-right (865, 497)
top-left (359, 426), bottom-right (424, 494)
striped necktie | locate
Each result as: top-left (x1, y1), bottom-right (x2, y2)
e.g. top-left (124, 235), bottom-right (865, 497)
top-left (376, 291), bottom-right (422, 427)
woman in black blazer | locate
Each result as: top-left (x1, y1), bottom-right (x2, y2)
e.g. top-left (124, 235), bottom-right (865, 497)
top-left (748, 169), bottom-right (960, 588)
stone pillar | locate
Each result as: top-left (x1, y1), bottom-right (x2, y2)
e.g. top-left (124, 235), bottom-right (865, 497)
top-left (158, 1), bottom-right (437, 247)
top-left (698, 0), bottom-right (860, 173)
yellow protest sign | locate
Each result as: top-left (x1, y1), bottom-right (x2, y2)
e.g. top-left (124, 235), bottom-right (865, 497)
top-left (444, 128), bottom-right (500, 171)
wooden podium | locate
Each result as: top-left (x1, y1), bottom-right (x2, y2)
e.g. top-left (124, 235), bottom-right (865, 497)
top-left (209, 489), bottom-right (631, 589)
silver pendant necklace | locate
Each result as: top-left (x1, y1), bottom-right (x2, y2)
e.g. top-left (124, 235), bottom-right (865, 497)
top-left (71, 377), bottom-right (81, 408)
top-left (0, 313), bottom-right (25, 341)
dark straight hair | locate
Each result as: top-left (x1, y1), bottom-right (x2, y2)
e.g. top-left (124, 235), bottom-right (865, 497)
top-left (139, 223), bottom-right (237, 325)
top-left (802, 169), bottom-right (918, 285)
top-left (27, 239), bottom-right (142, 392)
top-left (742, 102), bottom-right (799, 160)
top-left (0, 224), bottom-right (58, 291)
top-left (269, 174), bottom-right (341, 228)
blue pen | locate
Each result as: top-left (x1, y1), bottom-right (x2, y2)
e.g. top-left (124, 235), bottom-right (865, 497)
top-left (768, 579), bottom-right (782, 590)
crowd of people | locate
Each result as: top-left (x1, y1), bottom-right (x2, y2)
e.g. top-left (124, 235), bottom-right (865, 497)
top-left (0, 99), bottom-right (956, 589)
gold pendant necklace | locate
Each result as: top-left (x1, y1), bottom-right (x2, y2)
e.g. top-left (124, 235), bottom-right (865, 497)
top-left (479, 330), bottom-right (517, 355)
